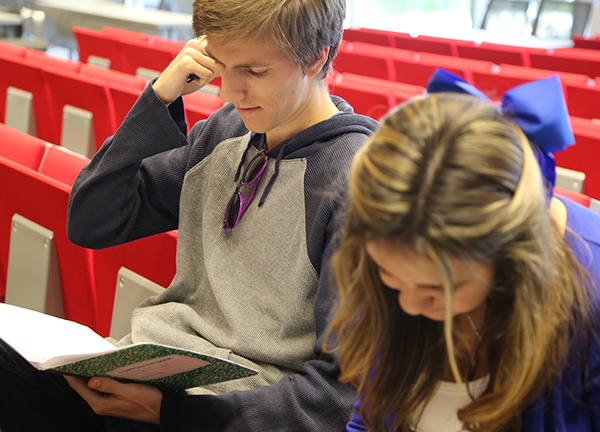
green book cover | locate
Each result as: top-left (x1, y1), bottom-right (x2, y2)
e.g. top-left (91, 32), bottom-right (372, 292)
top-left (0, 303), bottom-right (257, 392)
top-left (50, 343), bottom-right (258, 391)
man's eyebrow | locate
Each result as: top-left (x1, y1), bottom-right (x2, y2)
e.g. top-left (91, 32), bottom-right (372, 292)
top-left (204, 46), bottom-right (270, 70)
top-left (204, 47), bottom-right (224, 66)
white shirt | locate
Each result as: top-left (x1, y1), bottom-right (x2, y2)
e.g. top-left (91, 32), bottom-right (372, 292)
top-left (410, 376), bottom-right (490, 432)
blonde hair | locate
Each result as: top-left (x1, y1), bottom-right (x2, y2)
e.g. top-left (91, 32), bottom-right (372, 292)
top-left (192, 0), bottom-right (345, 79)
top-left (327, 93), bottom-right (591, 432)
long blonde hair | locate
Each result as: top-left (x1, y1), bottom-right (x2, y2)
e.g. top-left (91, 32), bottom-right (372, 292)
top-left (328, 93), bottom-right (591, 432)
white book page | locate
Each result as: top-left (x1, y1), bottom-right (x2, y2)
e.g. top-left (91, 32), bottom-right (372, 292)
top-left (0, 303), bottom-right (115, 368)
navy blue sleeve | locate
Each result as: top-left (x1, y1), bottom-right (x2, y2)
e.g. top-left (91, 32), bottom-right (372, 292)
top-left (67, 84), bottom-right (195, 248)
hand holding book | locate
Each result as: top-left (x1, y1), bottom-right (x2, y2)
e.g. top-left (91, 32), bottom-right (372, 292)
top-left (0, 303), bottom-right (257, 391)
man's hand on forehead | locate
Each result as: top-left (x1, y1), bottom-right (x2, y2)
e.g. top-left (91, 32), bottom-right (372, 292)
top-left (152, 36), bottom-right (218, 105)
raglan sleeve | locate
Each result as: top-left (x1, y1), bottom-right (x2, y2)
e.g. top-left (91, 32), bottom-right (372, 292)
top-left (158, 187), bottom-right (357, 432)
top-left (67, 83), bottom-right (195, 249)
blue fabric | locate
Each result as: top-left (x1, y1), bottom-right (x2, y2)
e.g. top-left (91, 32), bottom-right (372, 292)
top-left (426, 68), bottom-right (575, 193)
top-left (348, 197), bottom-right (600, 431)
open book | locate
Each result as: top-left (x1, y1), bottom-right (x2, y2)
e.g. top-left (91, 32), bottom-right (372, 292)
top-left (0, 303), bottom-right (257, 391)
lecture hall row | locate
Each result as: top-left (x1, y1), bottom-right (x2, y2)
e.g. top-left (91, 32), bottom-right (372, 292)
top-left (1, 25), bottom-right (600, 333)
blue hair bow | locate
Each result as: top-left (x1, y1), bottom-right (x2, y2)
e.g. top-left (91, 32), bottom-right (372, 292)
top-left (426, 68), bottom-right (575, 193)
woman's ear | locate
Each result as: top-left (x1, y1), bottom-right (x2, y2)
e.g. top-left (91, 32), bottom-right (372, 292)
top-left (306, 46), bottom-right (330, 78)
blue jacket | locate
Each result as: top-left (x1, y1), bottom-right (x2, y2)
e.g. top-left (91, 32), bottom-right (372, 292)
top-left (348, 196), bottom-right (600, 431)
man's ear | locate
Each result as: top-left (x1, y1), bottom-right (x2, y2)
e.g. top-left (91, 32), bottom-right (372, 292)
top-left (306, 46), bottom-right (330, 78)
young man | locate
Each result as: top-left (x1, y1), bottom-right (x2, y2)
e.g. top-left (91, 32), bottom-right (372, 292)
top-left (0, 0), bottom-right (379, 431)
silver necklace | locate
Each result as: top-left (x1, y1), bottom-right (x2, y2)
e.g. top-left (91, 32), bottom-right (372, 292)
top-left (466, 313), bottom-right (483, 367)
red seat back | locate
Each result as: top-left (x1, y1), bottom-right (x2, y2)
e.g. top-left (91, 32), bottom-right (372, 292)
top-left (118, 38), bottom-right (175, 77)
top-left (0, 53), bottom-right (58, 144)
top-left (0, 40), bottom-right (27, 58)
top-left (25, 49), bottom-right (81, 73)
top-left (108, 82), bottom-right (144, 127)
top-left (43, 67), bottom-right (117, 153)
top-left (554, 117), bottom-right (600, 198)
top-left (101, 26), bottom-right (150, 42)
top-left (92, 231), bottom-right (178, 336)
top-left (0, 123), bottom-right (47, 170)
top-left (0, 156), bottom-right (97, 329)
top-left (38, 145), bottom-right (89, 186)
top-left (73, 26), bottom-right (126, 72)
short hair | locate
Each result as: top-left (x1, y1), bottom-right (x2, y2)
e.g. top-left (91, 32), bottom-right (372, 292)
top-left (192, 0), bottom-right (345, 79)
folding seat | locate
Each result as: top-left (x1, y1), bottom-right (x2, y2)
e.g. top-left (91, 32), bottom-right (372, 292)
top-left (38, 144), bottom-right (90, 187)
top-left (328, 79), bottom-right (396, 119)
top-left (335, 72), bottom-right (425, 97)
top-left (77, 66), bottom-right (147, 128)
top-left (342, 27), bottom-right (395, 47)
top-left (393, 56), bottom-right (471, 87)
top-left (333, 49), bottom-right (395, 81)
top-left (553, 187), bottom-right (600, 213)
top-left (393, 34), bottom-right (457, 57)
top-left (0, 156), bottom-right (97, 330)
top-left (418, 51), bottom-right (495, 74)
top-left (182, 91), bottom-right (225, 112)
top-left (455, 42), bottom-right (529, 66)
top-left (0, 53), bottom-right (58, 144)
top-left (117, 38), bottom-right (176, 80)
top-left (149, 36), bottom-right (186, 57)
top-left (80, 63), bottom-right (148, 89)
top-left (564, 82), bottom-right (600, 120)
top-left (24, 49), bottom-right (82, 73)
top-left (572, 35), bottom-right (600, 51)
top-left (182, 90), bottom-right (225, 130)
top-left (73, 26), bottom-right (126, 71)
top-left (553, 117), bottom-right (600, 198)
top-left (470, 66), bottom-right (583, 101)
top-left (0, 40), bottom-right (27, 58)
top-left (92, 230), bottom-right (178, 337)
top-left (101, 26), bottom-right (150, 42)
top-left (185, 104), bottom-right (217, 131)
top-left (0, 123), bottom-right (47, 170)
top-left (529, 49), bottom-right (600, 78)
top-left (43, 67), bottom-right (117, 157)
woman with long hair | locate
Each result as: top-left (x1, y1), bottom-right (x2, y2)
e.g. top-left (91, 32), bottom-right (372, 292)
top-left (327, 83), bottom-right (600, 432)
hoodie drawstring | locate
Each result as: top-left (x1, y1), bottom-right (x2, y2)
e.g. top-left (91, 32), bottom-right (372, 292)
top-left (259, 142), bottom-right (288, 207)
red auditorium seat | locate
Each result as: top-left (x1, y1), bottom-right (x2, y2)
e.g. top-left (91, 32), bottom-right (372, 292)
top-left (328, 79), bottom-right (396, 119)
top-left (393, 34), bottom-right (457, 57)
top-left (0, 40), bottom-right (27, 58)
top-left (334, 49), bottom-right (395, 81)
top-left (108, 82), bottom-right (145, 127)
top-left (80, 63), bottom-right (148, 89)
top-left (43, 67), bottom-right (117, 155)
top-left (118, 38), bottom-right (176, 78)
top-left (38, 145), bottom-right (89, 186)
top-left (149, 36), bottom-right (186, 57)
top-left (455, 42), bottom-right (529, 66)
top-left (564, 82), bottom-right (600, 120)
top-left (343, 27), bottom-right (395, 47)
top-left (0, 123), bottom-right (47, 170)
top-left (0, 157), bottom-right (97, 330)
top-left (101, 26), bottom-right (150, 42)
top-left (92, 230), bottom-right (178, 337)
top-left (393, 56), bottom-right (471, 87)
top-left (25, 49), bottom-right (81, 73)
top-left (553, 117), bottom-right (600, 198)
top-left (470, 66), bottom-right (586, 101)
top-left (553, 187), bottom-right (593, 208)
top-left (182, 91), bottom-right (225, 130)
top-left (572, 35), bottom-right (600, 51)
top-left (73, 26), bottom-right (126, 71)
top-left (0, 53), bottom-right (58, 144)
top-left (529, 49), bottom-right (600, 79)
